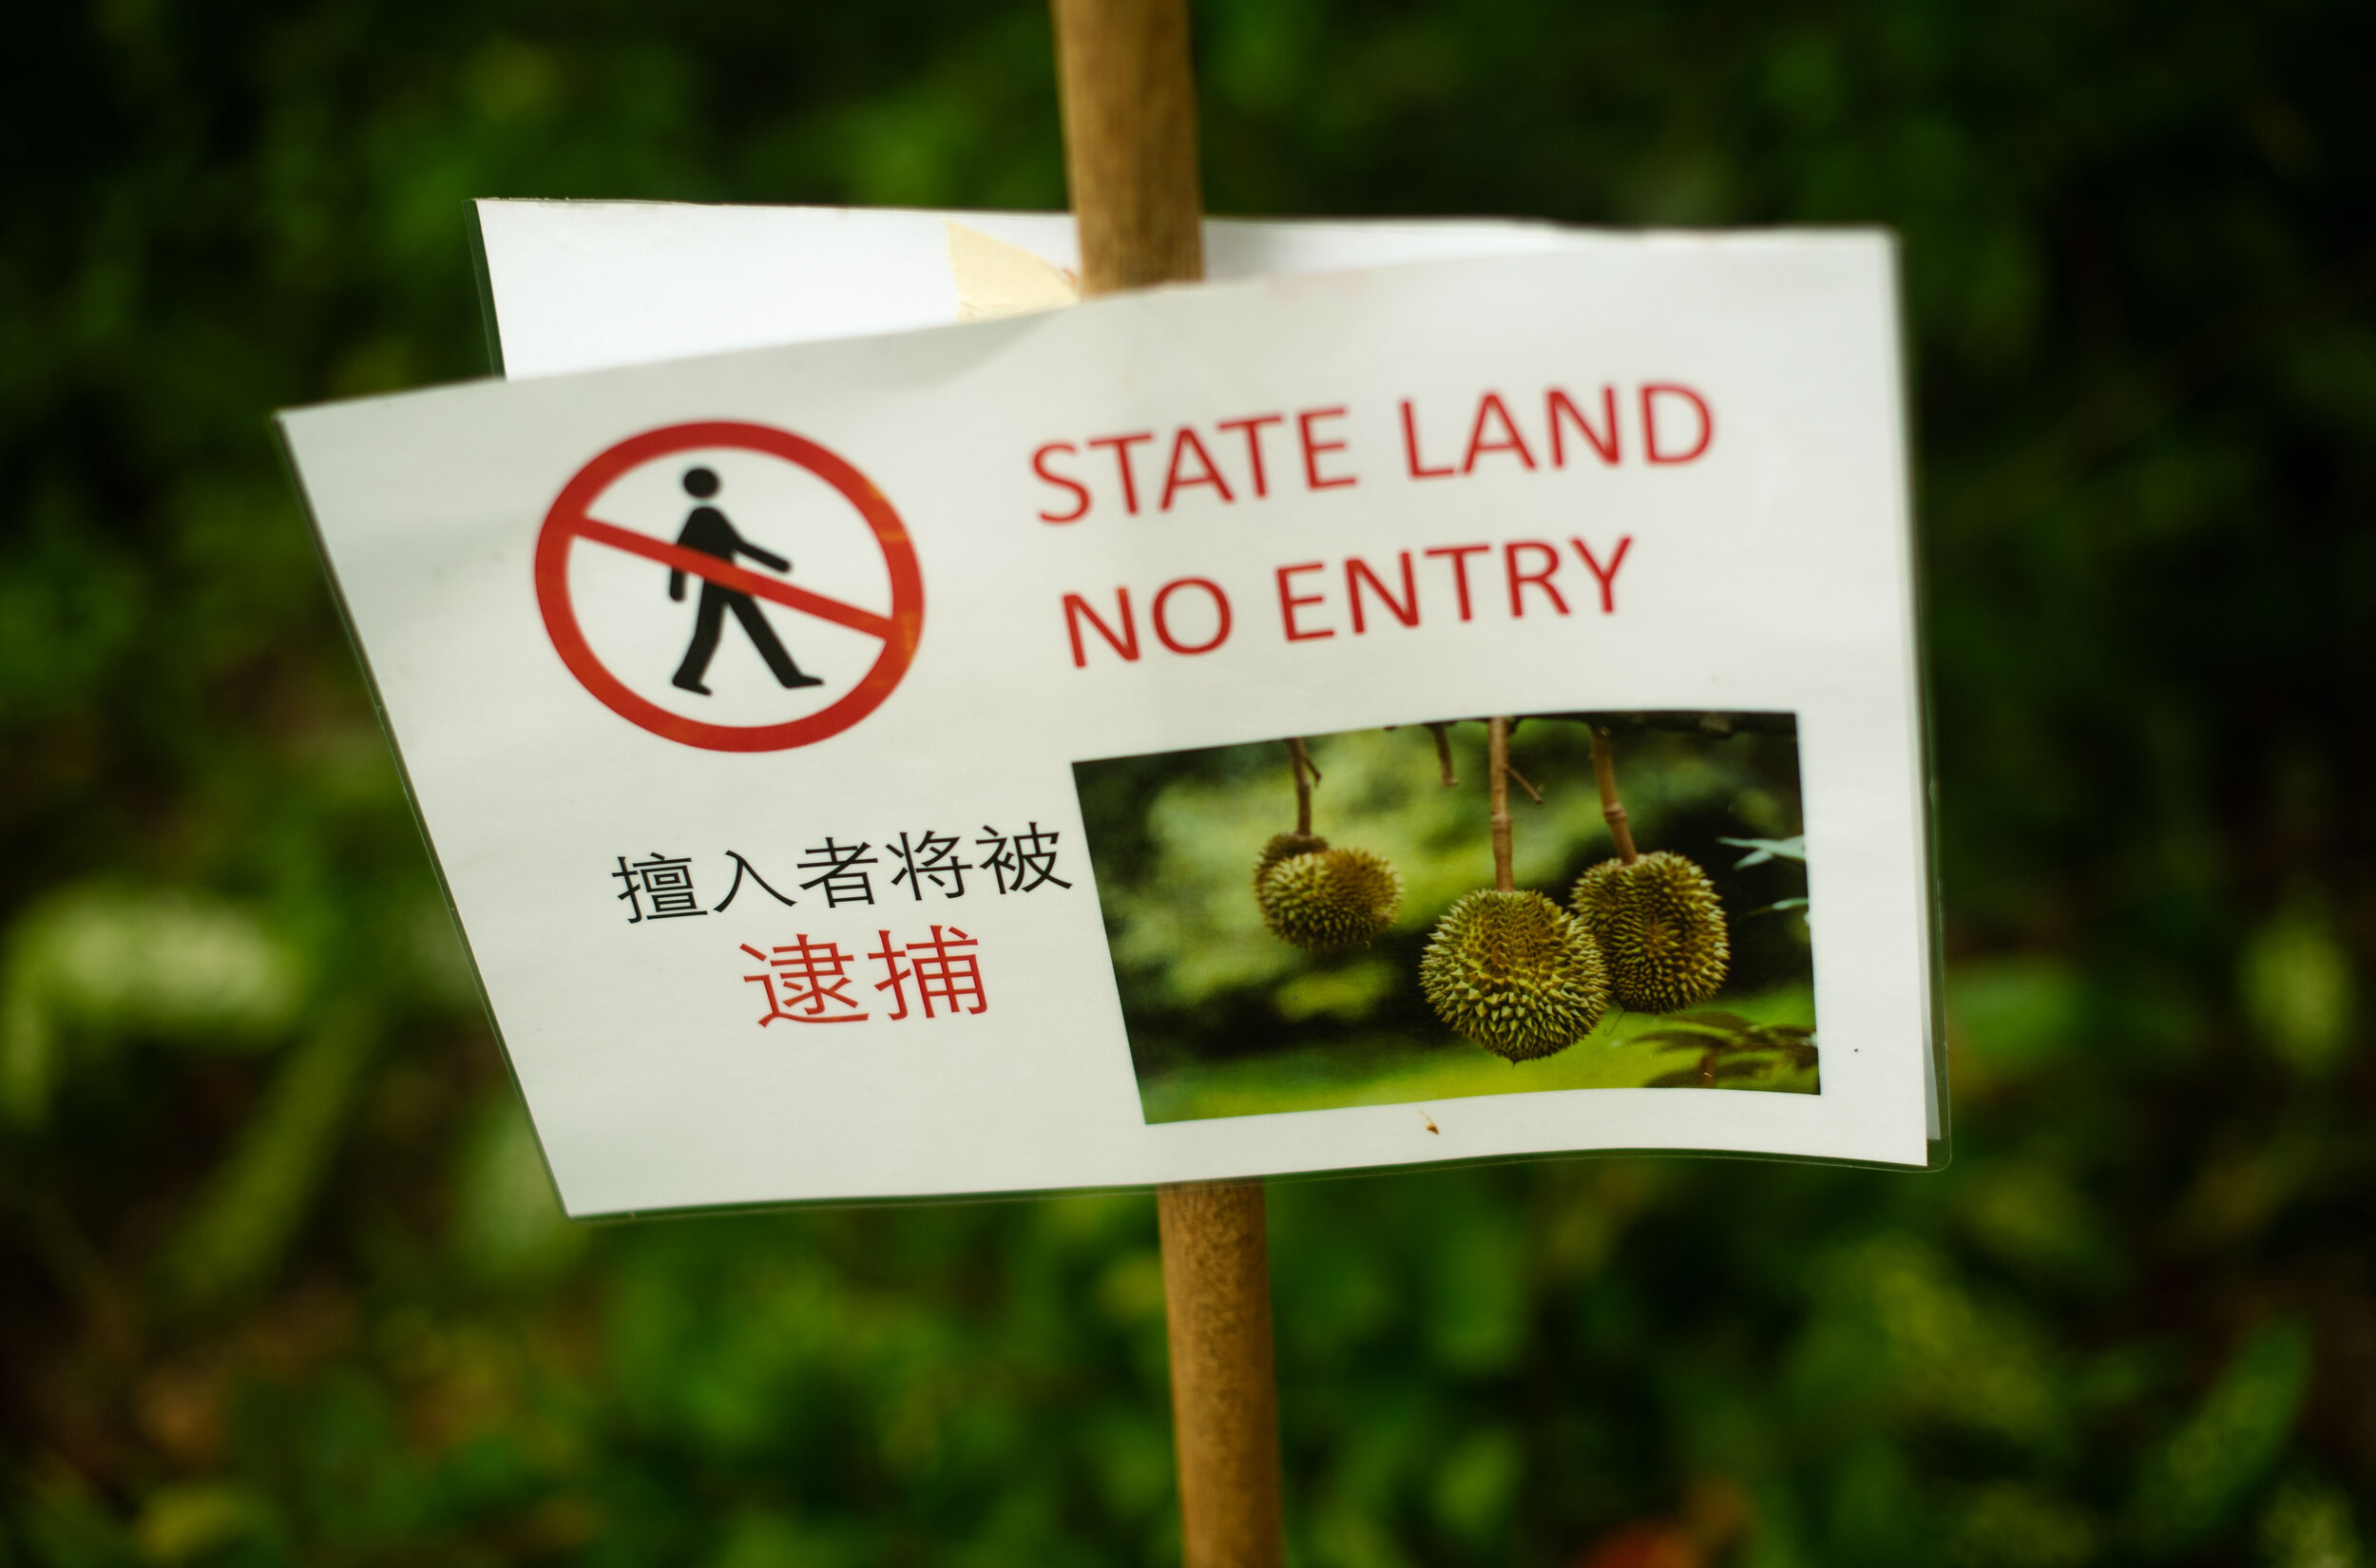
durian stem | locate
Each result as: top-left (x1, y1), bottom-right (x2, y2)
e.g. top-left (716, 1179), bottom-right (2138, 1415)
top-left (1425, 722), bottom-right (1458, 786)
top-left (1285, 736), bottom-right (1314, 835)
top-left (1487, 717), bottom-right (1516, 891)
top-left (1592, 726), bottom-right (1640, 866)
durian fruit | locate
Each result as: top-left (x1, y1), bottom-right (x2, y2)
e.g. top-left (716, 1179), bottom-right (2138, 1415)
top-left (1255, 844), bottom-right (1404, 952)
top-left (1419, 889), bottom-right (1608, 1061)
top-left (1569, 851), bottom-right (1730, 1014)
top-left (1254, 831), bottom-right (1330, 880)
top-left (1252, 832), bottom-right (1328, 931)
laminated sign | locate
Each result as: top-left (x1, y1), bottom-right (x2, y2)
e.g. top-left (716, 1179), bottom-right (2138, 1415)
top-left (280, 230), bottom-right (1942, 1216)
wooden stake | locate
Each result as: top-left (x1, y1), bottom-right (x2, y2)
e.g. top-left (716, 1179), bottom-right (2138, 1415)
top-left (1049, 5), bottom-right (1284, 1565)
top-left (1050, 0), bottom-right (1205, 296)
top-left (1155, 1181), bottom-right (1284, 1567)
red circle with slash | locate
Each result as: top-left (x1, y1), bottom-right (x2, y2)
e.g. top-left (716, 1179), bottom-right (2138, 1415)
top-left (535, 421), bottom-right (924, 753)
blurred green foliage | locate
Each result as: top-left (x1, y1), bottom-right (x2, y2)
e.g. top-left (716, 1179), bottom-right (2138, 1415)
top-left (1074, 719), bottom-right (1813, 1119)
top-left (3, 0), bottom-right (2373, 1563)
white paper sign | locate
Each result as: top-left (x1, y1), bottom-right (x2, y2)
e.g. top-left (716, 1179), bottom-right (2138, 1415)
top-left (473, 199), bottom-right (1592, 377)
top-left (284, 235), bottom-right (1937, 1216)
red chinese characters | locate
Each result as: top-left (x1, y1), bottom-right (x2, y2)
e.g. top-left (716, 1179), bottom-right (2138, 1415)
top-left (739, 935), bottom-right (868, 1024)
top-left (739, 926), bottom-right (988, 1026)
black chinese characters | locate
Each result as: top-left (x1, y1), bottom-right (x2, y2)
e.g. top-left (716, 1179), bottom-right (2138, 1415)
top-left (669, 466), bottom-right (825, 696)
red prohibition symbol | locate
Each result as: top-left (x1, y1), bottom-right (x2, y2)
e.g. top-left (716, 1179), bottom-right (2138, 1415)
top-left (534, 421), bottom-right (924, 753)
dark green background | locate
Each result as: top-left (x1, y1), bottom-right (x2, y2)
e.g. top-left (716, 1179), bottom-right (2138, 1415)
top-left (4, 1), bottom-right (2371, 1563)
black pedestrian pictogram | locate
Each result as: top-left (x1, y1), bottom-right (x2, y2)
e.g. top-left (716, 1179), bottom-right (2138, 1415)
top-left (668, 467), bottom-right (826, 696)
top-left (537, 419), bottom-right (924, 754)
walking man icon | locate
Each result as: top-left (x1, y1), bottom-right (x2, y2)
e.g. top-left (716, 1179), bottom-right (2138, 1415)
top-left (668, 467), bottom-right (826, 696)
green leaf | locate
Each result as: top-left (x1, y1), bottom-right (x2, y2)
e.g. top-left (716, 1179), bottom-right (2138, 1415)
top-left (1634, 1028), bottom-right (1729, 1050)
top-left (1667, 1009), bottom-right (1754, 1030)
top-left (2129, 1321), bottom-right (2311, 1549)
top-left (154, 1009), bottom-right (378, 1310)
top-left (2239, 901), bottom-right (2355, 1077)
top-left (1717, 835), bottom-right (1807, 867)
top-left (0, 884), bottom-right (310, 1129)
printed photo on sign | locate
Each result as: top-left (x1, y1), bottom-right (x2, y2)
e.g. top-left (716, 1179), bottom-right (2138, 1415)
top-left (1073, 713), bottom-right (1814, 1124)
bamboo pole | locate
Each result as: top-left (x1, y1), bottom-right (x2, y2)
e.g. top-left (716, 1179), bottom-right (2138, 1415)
top-left (1051, 0), bottom-right (1205, 295)
top-left (1153, 1179), bottom-right (1284, 1568)
top-left (1049, 5), bottom-right (1284, 1565)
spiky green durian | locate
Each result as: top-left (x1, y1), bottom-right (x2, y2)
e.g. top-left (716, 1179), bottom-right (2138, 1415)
top-left (1256, 846), bottom-right (1403, 951)
top-left (1569, 851), bottom-right (1730, 1014)
top-left (1255, 831), bottom-right (1330, 881)
top-left (1253, 832), bottom-right (1328, 931)
top-left (1419, 889), bottom-right (1608, 1061)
